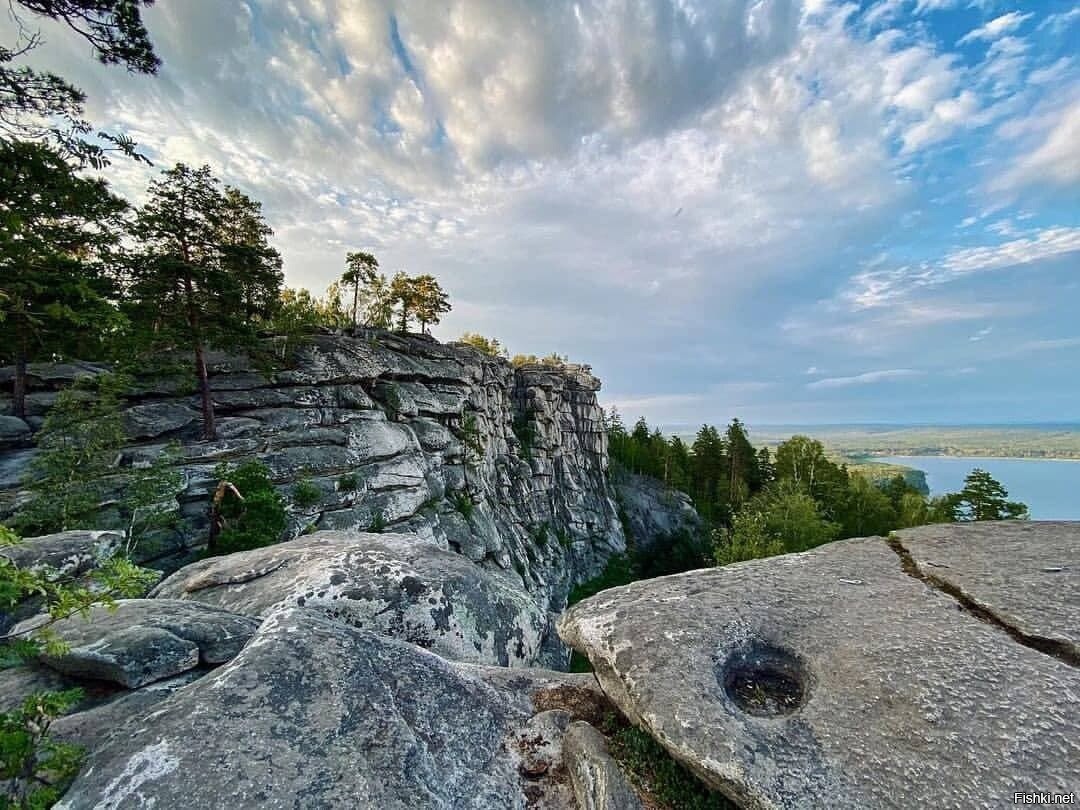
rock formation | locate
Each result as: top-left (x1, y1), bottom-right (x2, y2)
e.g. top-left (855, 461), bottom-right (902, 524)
top-left (0, 332), bottom-right (630, 662)
top-left (559, 521), bottom-right (1080, 809)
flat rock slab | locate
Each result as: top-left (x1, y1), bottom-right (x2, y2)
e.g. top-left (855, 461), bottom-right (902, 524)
top-left (18, 599), bottom-right (258, 688)
top-left (152, 530), bottom-right (550, 667)
top-left (894, 521), bottom-right (1079, 661)
top-left (558, 533), bottom-right (1080, 810)
top-left (56, 608), bottom-right (585, 810)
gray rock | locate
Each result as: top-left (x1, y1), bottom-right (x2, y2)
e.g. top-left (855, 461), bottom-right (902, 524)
top-left (563, 721), bottom-right (643, 810)
top-left (0, 664), bottom-right (85, 712)
top-left (613, 470), bottom-right (701, 553)
top-left (0, 530), bottom-right (123, 578)
top-left (152, 531), bottom-right (553, 667)
top-left (18, 599), bottom-right (258, 688)
top-left (558, 533), bottom-right (1080, 809)
top-left (55, 608), bottom-right (583, 810)
top-left (894, 521), bottom-right (1079, 661)
top-left (0, 415), bottom-right (31, 446)
top-left (121, 402), bottom-right (199, 439)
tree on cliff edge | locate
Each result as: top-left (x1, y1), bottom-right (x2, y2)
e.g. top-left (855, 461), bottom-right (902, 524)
top-left (128, 164), bottom-right (282, 439)
top-left (0, 141), bottom-right (128, 419)
top-left (341, 251), bottom-right (379, 329)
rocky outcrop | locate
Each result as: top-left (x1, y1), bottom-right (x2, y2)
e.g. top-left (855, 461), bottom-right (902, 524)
top-left (151, 530), bottom-right (559, 668)
top-left (613, 469), bottom-right (701, 554)
top-left (558, 522), bottom-right (1080, 809)
top-left (15, 599), bottom-right (258, 688)
top-left (55, 607), bottom-right (614, 810)
top-left (0, 332), bottom-right (630, 634)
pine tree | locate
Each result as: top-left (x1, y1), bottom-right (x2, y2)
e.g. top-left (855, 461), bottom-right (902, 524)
top-left (952, 469), bottom-right (1028, 521)
top-left (0, 141), bottom-right (128, 418)
top-left (128, 164), bottom-right (283, 439)
top-left (412, 274), bottom-right (451, 334)
top-left (341, 251), bottom-right (379, 328)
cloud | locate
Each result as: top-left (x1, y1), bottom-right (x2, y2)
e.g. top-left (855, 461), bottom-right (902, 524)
top-left (969, 326), bottom-right (992, 341)
top-left (958, 11), bottom-right (1032, 44)
top-left (994, 100), bottom-right (1080, 192)
top-left (807, 369), bottom-right (923, 389)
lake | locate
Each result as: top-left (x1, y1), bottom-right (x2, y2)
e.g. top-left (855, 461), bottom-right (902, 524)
top-left (878, 456), bottom-right (1080, 520)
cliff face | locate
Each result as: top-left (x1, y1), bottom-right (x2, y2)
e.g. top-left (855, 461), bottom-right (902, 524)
top-left (0, 331), bottom-right (626, 638)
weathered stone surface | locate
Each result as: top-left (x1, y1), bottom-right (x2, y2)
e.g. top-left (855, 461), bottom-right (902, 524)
top-left (614, 470), bottom-right (701, 553)
top-left (558, 532), bottom-right (1080, 809)
top-left (55, 608), bottom-right (585, 810)
top-left (0, 530), bottom-right (123, 578)
top-left (121, 402), bottom-right (200, 439)
top-left (0, 331), bottom-right (697, 628)
top-left (0, 415), bottom-right (30, 447)
top-left (563, 721), bottom-right (644, 810)
top-left (17, 599), bottom-right (258, 688)
top-left (152, 531), bottom-right (554, 667)
top-left (894, 520), bottom-right (1079, 660)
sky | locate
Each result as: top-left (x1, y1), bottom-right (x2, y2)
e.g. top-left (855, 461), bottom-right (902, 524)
top-left (5, 0), bottom-right (1079, 427)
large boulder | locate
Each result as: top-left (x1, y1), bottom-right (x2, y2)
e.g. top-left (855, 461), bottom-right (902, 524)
top-left (56, 608), bottom-right (600, 810)
top-left (563, 721), bottom-right (644, 810)
top-left (152, 531), bottom-right (554, 667)
top-left (558, 525), bottom-right (1080, 809)
top-left (894, 521), bottom-right (1078, 661)
top-left (15, 599), bottom-right (259, 688)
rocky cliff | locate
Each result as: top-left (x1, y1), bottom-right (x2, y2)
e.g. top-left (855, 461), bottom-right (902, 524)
top-left (0, 331), bottom-right (629, 666)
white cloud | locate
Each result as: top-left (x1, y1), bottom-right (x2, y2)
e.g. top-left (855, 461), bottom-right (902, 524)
top-left (969, 326), bottom-right (992, 341)
top-left (958, 11), bottom-right (1032, 44)
top-left (807, 369), bottom-right (923, 388)
top-left (995, 100), bottom-right (1080, 191)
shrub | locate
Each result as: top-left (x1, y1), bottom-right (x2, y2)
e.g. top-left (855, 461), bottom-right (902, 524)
top-left (450, 491), bottom-right (474, 520)
top-left (511, 412), bottom-right (535, 460)
top-left (292, 476), bottom-right (321, 509)
top-left (337, 473), bottom-right (359, 493)
top-left (207, 460), bottom-right (287, 557)
top-left (0, 528), bottom-right (157, 807)
top-left (367, 511), bottom-right (386, 533)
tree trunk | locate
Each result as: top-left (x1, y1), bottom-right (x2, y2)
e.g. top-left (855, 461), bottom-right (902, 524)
top-left (183, 274), bottom-right (216, 440)
top-left (193, 340), bottom-right (215, 440)
top-left (351, 283), bottom-right (359, 329)
top-left (12, 334), bottom-right (27, 421)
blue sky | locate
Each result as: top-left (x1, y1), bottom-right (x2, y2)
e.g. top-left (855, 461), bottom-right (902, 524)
top-left (6, 0), bottom-right (1079, 426)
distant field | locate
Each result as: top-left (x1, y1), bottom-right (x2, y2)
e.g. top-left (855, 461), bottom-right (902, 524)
top-left (667, 424), bottom-right (1080, 461)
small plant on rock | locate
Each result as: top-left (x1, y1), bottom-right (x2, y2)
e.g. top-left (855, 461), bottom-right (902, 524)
top-left (367, 510), bottom-right (387, 533)
top-left (337, 473), bottom-right (359, 493)
top-left (450, 491), bottom-right (475, 521)
top-left (292, 476), bottom-right (322, 509)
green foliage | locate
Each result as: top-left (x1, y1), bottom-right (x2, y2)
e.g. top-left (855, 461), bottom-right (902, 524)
top-left (0, 526), bottom-right (155, 809)
top-left (450, 492), bottom-right (475, 521)
top-left (567, 555), bottom-right (636, 607)
top-left (459, 412), bottom-right (484, 490)
top-left (947, 468), bottom-right (1029, 521)
top-left (379, 383), bottom-right (404, 421)
top-left (601, 714), bottom-right (736, 810)
top-left (0, 0), bottom-right (159, 167)
top-left (337, 473), bottom-right (359, 493)
top-left (267, 285), bottom-right (349, 359)
top-left (510, 352), bottom-right (569, 367)
top-left (511, 412), bottom-right (536, 460)
top-left (127, 163), bottom-right (283, 439)
top-left (0, 141), bottom-right (129, 418)
top-left (385, 272), bottom-right (451, 334)
top-left (553, 525), bottom-right (572, 549)
top-left (118, 443), bottom-right (183, 556)
top-left (207, 460), bottom-right (287, 557)
top-left (341, 251), bottom-right (379, 328)
top-left (0, 688), bottom-right (86, 809)
top-left (713, 511), bottom-right (785, 566)
top-left (529, 522), bottom-right (549, 549)
top-left (14, 376), bottom-right (127, 536)
top-left (458, 333), bottom-right (507, 357)
top-left (292, 477), bottom-right (322, 510)
top-left (367, 511), bottom-right (386, 533)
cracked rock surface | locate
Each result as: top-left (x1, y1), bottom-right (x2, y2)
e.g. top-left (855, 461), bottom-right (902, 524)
top-left (151, 530), bottom-right (557, 668)
top-left (558, 526), bottom-right (1080, 809)
top-left (893, 521), bottom-right (1078, 664)
top-left (15, 599), bottom-right (259, 688)
top-left (55, 608), bottom-right (603, 810)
